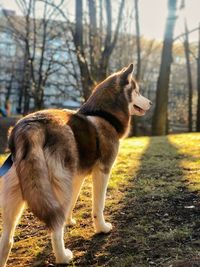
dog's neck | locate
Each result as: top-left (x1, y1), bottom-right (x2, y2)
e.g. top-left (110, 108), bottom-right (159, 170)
top-left (78, 109), bottom-right (130, 138)
top-left (78, 84), bottom-right (131, 138)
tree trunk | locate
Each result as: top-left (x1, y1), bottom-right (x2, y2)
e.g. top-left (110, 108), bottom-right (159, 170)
top-left (74, 0), bottom-right (94, 101)
top-left (196, 25), bottom-right (200, 131)
top-left (88, 0), bottom-right (98, 80)
top-left (184, 20), bottom-right (193, 132)
top-left (23, 86), bottom-right (30, 114)
top-left (17, 85), bottom-right (24, 114)
top-left (23, 59), bottom-right (30, 114)
top-left (34, 88), bottom-right (44, 110)
top-left (135, 0), bottom-right (141, 81)
top-left (131, 0), bottom-right (141, 136)
top-left (73, 0), bottom-right (125, 100)
top-left (98, 0), bottom-right (125, 81)
top-left (152, 0), bottom-right (177, 135)
top-left (5, 78), bottom-right (13, 102)
top-left (99, 0), bottom-right (103, 52)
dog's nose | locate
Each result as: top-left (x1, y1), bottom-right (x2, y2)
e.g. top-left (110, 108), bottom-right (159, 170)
top-left (149, 101), bottom-right (152, 106)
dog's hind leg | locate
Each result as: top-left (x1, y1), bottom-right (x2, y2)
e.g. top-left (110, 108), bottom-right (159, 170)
top-left (51, 226), bottom-right (73, 264)
top-left (50, 169), bottom-right (74, 263)
top-left (66, 176), bottom-right (85, 226)
top-left (0, 167), bottom-right (25, 267)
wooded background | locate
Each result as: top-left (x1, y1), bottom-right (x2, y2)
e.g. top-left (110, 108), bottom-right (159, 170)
top-left (0, 0), bottom-right (199, 136)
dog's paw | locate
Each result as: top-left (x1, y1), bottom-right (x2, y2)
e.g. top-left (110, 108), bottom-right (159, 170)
top-left (55, 249), bottom-right (73, 264)
top-left (66, 218), bottom-right (76, 226)
top-left (95, 222), bottom-right (112, 234)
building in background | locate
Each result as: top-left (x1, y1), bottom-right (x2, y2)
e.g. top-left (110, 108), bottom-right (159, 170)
top-left (0, 9), bottom-right (81, 114)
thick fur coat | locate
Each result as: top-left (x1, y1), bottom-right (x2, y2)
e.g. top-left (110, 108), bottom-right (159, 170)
top-left (0, 64), bottom-right (151, 266)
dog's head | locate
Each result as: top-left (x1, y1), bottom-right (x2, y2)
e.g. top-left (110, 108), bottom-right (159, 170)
top-left (118, 64), bottom-right (152, 116)
top-left (83, 64), bottom-right (152, 118)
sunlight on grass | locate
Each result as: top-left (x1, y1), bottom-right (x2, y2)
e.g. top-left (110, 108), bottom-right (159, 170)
top-left (168, 133), bottom-right (200, 192)
top-left (1, 134), bottom-right (200, 266)
top-left (110, 137), bottom-right (150, 189)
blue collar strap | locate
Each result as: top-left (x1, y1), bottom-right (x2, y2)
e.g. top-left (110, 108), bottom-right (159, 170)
top-left (0, 154), bottom-right (13, 177)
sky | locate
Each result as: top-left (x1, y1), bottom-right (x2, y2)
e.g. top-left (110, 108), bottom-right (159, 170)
top-left (139, 0), bottom-right (199, 41)
top-left (0, 0), bottom-right (199, 42)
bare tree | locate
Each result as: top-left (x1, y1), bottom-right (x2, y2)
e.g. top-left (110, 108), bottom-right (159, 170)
top-left (183, 19), bottom-right (193, 132)
top-left (98, 0), bottom-right (125, 81)
top-left (135, 0), bottom-right (141, 81)
top-left (196, 25), bottom-right (200, 131)
top-left (88, 0), bottom-right (98, 81)
top-left (4, 0), bottom-right (75, 112)
top-left (152, 0), bottom-right (177, 135)
top-left (73, 0), bottom-right (125, 101)
top-left (73, 0), bottom-right (94, 100)
top-left (5, 71), bottom-right (15, 103)
top-left (131, 0), bottom-right (141, 136)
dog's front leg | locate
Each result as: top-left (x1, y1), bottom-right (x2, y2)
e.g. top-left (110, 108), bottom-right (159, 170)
top-left (92, 167), bottom-right (112, 234)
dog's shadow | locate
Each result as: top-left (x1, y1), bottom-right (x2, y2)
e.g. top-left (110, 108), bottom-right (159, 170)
top-left (28, 230), bottom-right (110, 267)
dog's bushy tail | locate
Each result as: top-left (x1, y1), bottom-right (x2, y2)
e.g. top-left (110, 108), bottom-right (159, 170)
top-left (10, 124), bottom-right (65, 230)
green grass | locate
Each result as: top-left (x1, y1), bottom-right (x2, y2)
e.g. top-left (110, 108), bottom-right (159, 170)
top-left (1, 133), bottom-right (200, 266)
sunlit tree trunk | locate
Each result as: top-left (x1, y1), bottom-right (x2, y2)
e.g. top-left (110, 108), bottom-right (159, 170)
top-left (152, 0), bottom-right (177, 135)
top-left (131, 0), bottom-right (141, 136)
top-left (184, 20), bottom-right (193, 132)
top-left (196, 25), bottom-right (200, 131)
top-left (135, 0), bottom-right (141, 81)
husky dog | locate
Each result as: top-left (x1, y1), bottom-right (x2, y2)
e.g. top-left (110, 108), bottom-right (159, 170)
top-left (0, 64), bottom-right (151, 266)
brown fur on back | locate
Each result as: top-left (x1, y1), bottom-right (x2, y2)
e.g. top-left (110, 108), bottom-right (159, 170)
top-left (68, 114), bottom-right (100, 171)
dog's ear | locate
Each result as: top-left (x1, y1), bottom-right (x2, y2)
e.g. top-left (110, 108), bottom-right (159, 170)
top-left (120, 63), bottom-right (134, 85)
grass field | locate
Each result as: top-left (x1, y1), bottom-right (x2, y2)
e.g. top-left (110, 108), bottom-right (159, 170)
top-left (0, 133), bottom-right (200, 266)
